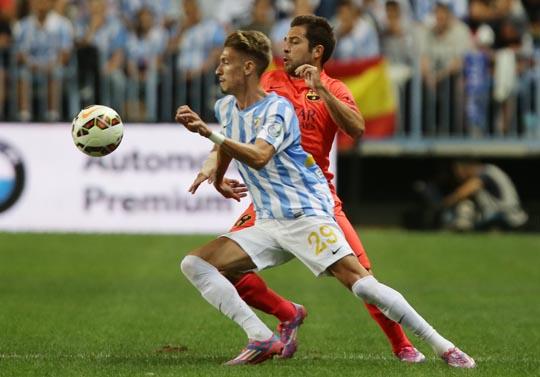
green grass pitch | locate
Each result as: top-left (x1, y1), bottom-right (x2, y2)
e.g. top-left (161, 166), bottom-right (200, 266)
top-left (1, 230), bottom-right (539, 377)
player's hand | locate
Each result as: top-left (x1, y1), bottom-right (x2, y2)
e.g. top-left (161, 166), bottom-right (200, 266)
top-left (224, 177), bottom-right (248, 197)
top-left (188, 172), bottom-right (213, 194)
top-left (175, 105), bottom-right (202, 132)
top-left (295, 64), bottom-right (322, 91)
top-left (214, 179), bottom-right (247, 202)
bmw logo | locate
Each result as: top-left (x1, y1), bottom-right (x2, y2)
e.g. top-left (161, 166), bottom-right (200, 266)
top-left (0, 141), bottom-right (25, 213)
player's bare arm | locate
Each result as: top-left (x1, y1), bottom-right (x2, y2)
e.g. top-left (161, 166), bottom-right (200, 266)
top-left (177, 104), bottom-right (275, 171)
top-left (188, 147), bottom-right (217, 194)
top-left (176, 106), bottom-right (248, 197)
top-left (213, 147), bottom-right (245, 202)
top-left (295, 64), bottom-right (365, 139)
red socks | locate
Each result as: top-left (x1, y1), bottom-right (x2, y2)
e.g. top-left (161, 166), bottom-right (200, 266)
top-left (365, 303), bottom-right (413, 354)
top-left (234, 272), bottom-right (297, 323)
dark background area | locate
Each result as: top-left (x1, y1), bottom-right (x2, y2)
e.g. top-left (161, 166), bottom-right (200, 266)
top-left (338, 154), bottom-right (540, 230)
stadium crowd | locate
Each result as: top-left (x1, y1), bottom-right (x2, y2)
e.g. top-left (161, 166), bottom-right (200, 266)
top-left (0, 0), bottom-right (539, 137)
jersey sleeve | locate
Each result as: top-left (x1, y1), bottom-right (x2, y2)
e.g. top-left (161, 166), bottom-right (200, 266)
top-left (330, 80), bottom-right (360, 113)
top-left (256, 99), bottom-right (290, 150)
top-left (214, 97), bottom-right (229, 136)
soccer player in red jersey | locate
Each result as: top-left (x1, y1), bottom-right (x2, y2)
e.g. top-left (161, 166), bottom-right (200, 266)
top-left (189, 15), bottom-right (424, 362)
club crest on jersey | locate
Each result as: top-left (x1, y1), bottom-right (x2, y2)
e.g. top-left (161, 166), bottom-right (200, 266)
top-left (268, 123), bottom-right (283, 138)
top-left (306, 89), bottom-right (320, 101)
top-left (253, 117), bottom-right (261, 129)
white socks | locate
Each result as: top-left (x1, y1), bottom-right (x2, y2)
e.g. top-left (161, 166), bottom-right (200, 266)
top-left (180, 255), bottom-right (273, 341)
top-left (352, 276), bottom-right (454, 355)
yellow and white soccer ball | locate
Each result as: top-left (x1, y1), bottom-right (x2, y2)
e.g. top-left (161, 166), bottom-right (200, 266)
top-left (71, 105), bottom-right (124, 157)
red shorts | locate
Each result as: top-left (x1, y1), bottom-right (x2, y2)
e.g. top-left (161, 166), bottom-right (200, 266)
top-left (229, 185), bottom-right (372, 270)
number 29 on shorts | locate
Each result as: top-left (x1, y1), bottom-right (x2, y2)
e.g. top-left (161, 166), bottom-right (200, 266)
top-left (308, 225), bottom-right (338, 255)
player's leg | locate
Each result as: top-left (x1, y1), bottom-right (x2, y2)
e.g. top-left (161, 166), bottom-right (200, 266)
top-left (181, 237), bottom-right (275, 342)
top-left (226, 206), bottom-right (307, 358)
top-left (328, 255), bottom-right (475, 368)
top-left (180, 225), bottom-right (290, 365)
top-left (334, 206), bottom-right (422, 361)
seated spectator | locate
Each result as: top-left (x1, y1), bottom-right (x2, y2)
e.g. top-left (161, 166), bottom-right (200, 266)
top-left (14, 0), bottom-right (73, 121)
top-left (176, 0), bottom-right (225, 120)
top-left (333, 0), bottom-right (380, 61)
top-left (411, 160), bottom-right (528, 231)
top-left (125, 7), bottom-right (167, 121)
top-left (75, 0), bottom-right (127, 111)
top-left (440, 160), bottom-right (528, 231)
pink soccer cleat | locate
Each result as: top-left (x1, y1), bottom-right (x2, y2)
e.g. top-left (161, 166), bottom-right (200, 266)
top-left (441, 347), bottom-right (476, 368)
top-left (395, 346), bottom-right (426, 363)
top-left (277, 303), bottom-right (308, 358)
top-left (224, 335), bottom-right (284, 366)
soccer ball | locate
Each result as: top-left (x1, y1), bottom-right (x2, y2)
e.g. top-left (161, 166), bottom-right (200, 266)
top-left (71, 105), bottom-right (124, 157)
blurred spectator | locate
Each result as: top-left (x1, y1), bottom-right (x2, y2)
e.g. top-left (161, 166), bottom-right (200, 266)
top-left (382, 0), bottom-right (417, 75)
top-left (522, 0), bottom-right (540, 48)
top-left (270, 0), bottom-right (319, 58)
top-left (125, 7), bottom-right (167, 121)
top-left (118, 0), bottom-right (181, 31)
top-left (381, 0), bottom-right (420, 133)
top-left (315, 0), bottom-right (338, 19)
top-left (366, 0), bottom-right (413, 29)
top-left (419, 1), bottom-right (473, 134)
top-left (198, 0), bottom-right (253, 28)
top-left (441, 161), bottom-right (528, 231)
top-left (75, 0), bottom-right (127, 110)
top-left (463, 24), bottom-right (494, 137)
top-left (14, 0), bottom-right (73, 121)
top-left (240, 0), bottom-right (275, 37)
top-left (333, 0), bottom-right (380, 61)
top-left (420, 1), bottom-right (473, 88)
top-left (411, 160), bottom-right (528, 231)
top-left (176, 0), bottom-right (225, 119)
top-left (411, 0), bottom-right (468, 24)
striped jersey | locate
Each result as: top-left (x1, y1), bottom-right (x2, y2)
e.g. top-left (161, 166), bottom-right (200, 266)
top-left (215, 92), bottom-right (334, 220)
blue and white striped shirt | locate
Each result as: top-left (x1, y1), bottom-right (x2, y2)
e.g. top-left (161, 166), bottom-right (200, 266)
top-left (215, 92), bottom-right (334, 220)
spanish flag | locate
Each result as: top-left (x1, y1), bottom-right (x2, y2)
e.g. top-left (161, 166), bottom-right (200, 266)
top-left (324, 57), bottom-right (396, 149)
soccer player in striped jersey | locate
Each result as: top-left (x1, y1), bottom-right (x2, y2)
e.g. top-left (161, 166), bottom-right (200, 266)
top-left (189, 15), bottom-right (423, 362)
top-left (177, 30), bottom-right (475, 368)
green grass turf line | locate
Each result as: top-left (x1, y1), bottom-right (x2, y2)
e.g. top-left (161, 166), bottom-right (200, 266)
top-left (0, 231), bottom-right (539, 376)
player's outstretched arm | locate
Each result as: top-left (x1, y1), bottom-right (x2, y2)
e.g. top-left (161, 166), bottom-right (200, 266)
top-left (295, 64), bottom-right (365, 139)
top-left (188, 147), bottom-right (218, 194)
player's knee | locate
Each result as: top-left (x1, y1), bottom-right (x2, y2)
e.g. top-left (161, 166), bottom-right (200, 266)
top-left (351, 276), bottom-right (382, 304)
top-left (180, 255), bottom-right (201, 280)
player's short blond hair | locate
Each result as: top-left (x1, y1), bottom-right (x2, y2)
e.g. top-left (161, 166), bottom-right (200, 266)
top-left (224, 30), bottom-right (272, 76)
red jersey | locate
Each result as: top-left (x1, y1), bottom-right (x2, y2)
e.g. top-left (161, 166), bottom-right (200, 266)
top-left (261, 69), bottom-right (359, 182)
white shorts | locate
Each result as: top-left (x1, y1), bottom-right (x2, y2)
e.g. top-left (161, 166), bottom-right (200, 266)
top-left (221, 216), bottom-right (354, 276)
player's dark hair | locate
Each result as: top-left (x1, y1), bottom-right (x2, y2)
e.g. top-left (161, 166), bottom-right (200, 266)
top-left (290, 15), bottom-right (336, 65)
top-left (224, 30), bottom-right (272, 76)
